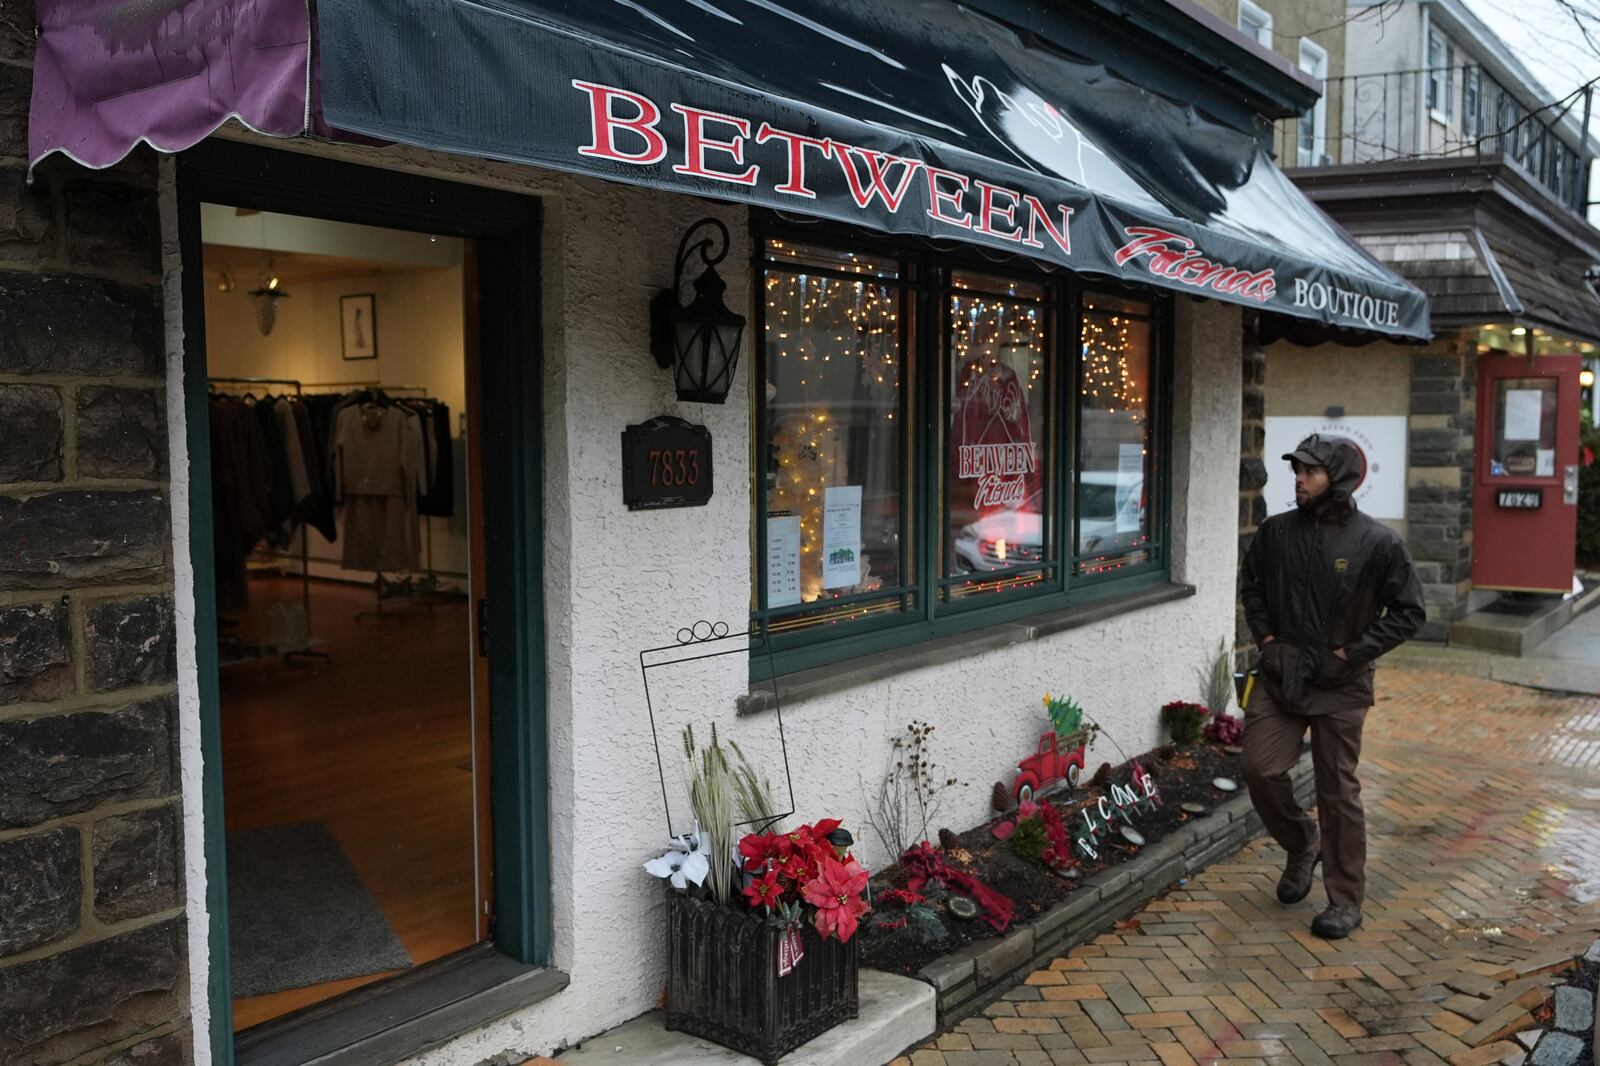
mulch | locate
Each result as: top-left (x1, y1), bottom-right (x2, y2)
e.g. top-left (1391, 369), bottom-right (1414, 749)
top-left (860, 740), bottom-right (1244, 977)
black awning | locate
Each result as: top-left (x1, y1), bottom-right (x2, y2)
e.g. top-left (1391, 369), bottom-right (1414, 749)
top-left (317, 0), bottom-right (1429, 339)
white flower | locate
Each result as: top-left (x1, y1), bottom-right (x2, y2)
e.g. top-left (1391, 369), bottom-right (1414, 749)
top-left (644, 823), bottom-right (711, 890)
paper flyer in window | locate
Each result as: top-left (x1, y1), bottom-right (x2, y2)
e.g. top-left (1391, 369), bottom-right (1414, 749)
top-left (1503, 388), bottom-right (1543, 441)
top-left (1114, 443), bottom-right (1145, 533)
top-left (1536, 448), bottom-right (1555, 477)
top-left (821, 485), bottom-right (862, 589)
top-left (766, 514), bottom-right (802, 608)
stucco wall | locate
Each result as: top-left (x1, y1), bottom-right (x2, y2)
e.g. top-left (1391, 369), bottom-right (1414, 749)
top-left (412, 227), bottom-right (1244, 1062)
top-left (157, 131), bottom-right (1245, 1064)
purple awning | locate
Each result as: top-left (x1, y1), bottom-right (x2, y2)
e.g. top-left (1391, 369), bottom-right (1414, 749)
top-left (30, 0), bottom-right (310, 174)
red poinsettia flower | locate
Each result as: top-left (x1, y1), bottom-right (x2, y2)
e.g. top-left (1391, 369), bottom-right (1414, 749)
top-left (801, 857), bottom-right (871, 943)
top-left (809, 818), bottom-right (843, 844)
top-left (743, 866), bottom-right (783, 911)
top-left (738, 832), bottom-right (776, 871)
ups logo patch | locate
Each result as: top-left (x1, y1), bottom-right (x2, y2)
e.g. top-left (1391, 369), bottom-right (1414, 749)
top-left (1333, 558), bottom-right (1349, 573)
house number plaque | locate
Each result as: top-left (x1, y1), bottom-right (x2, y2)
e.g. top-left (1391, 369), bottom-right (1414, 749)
top-left (622, 416), bottom-right (713, 510)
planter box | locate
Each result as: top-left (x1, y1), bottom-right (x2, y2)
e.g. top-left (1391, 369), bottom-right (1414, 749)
top-left (664, 891), bottom-right (859, 1065)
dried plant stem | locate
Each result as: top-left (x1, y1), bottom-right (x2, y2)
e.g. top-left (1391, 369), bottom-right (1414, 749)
top-left (727, 739), bottom-right (782, 831)
top-left (683, 725), bottom-right (736, 905)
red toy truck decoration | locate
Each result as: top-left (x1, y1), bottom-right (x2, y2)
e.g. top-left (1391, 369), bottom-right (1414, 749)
top-left (1010, 694), bottom-right (1089, 805)
top-left (1012, 730), bottom-right (1087, 804)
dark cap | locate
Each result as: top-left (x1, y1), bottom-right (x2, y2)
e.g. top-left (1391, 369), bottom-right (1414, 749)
top-left (1282, 433), bottom-right (1339, 469)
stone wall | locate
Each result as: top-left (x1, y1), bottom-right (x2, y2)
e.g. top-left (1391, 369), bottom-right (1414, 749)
top-left (1236, 321), bottom-right (1266, 668)
top-left (1407, 335), bottom-right (1477, 639)
top-left (0, 12), bottom-right (188, 1064)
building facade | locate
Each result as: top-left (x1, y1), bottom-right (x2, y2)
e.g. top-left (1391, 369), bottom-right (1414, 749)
top-left (1259, 0), bottom-right (1600, 643)
top-left (0, 4), bottom-right (1425, 1066)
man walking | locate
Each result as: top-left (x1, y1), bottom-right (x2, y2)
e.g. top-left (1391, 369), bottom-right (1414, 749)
top-left (1240, 434), bottom-right (1424, 939)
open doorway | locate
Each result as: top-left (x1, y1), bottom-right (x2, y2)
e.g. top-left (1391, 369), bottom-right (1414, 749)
top-left (198, 204), bottom-right (491, 1031)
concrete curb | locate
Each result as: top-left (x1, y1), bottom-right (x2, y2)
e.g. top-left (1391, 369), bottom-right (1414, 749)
top-left (556, 970), bottom-right (935, 1065)
top-left (914, 752), bottom-right (1316, 1024)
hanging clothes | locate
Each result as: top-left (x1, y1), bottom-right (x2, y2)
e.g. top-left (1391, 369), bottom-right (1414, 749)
top-left (408, 399), bottom-right (455, 519)
top-left (208, 393), bottom-right (275, 610)
top-left (332, 400), bottom-right (427, 572)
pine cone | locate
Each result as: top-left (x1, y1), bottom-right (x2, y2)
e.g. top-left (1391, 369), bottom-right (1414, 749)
top-left (991, 781), bottom-right (1010, 812)
top-left (1091, 762), bottom-right (1113, 788)
top-left (938, 827), bottom-right (961, 852)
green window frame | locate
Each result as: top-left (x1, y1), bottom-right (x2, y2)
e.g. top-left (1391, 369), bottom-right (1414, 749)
top-left (751, 221), bottom-right (1174, 679)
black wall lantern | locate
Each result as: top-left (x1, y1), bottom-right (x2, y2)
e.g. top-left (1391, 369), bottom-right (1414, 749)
top-left (651, 217), bottom-right (745, 404)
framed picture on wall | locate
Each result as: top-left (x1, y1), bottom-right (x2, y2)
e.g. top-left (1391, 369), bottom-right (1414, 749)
top-left (341, 293), bottom-right (378, 360)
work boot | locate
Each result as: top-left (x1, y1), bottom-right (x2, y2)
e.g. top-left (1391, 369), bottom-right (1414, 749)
top-left (1276, 833), bottom-right (1321, 904)
top-left (1311, 904), bottom-right (1363, 940)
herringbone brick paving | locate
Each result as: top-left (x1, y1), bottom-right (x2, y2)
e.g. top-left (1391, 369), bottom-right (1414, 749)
top-left (894, 669), bottom-right (1600, 1066)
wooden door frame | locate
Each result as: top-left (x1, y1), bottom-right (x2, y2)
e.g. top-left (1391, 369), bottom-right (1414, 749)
top-left (176, 140), bottom-right (550, 1064)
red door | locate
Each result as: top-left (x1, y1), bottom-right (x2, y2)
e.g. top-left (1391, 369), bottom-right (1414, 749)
top-left (1471, 353), bottom-right (1581, 593)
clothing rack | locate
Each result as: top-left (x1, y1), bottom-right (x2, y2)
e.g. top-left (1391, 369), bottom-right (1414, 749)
top-left (208, 376), bottom-right (331, 665)
top-left (301, 381), bottom-right (430, 394)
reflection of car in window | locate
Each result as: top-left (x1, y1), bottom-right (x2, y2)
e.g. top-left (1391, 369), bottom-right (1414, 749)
top-left (950, 470), bottom-right (1147, 573)
top-left (1078, 470), bottom-right (1142, 553)
top-left (952, 491), bottom-right (1044, 573)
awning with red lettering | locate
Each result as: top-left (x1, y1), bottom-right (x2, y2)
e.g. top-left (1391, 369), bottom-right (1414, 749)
top-left (29, 0), bottom-right (1429, 339)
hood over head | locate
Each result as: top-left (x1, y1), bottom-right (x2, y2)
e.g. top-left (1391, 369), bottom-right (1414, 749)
top-left (1283, 433), bottom-right (1363, 506)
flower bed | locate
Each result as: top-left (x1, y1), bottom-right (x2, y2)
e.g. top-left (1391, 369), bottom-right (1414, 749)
top-left (860, 740), bottom-right (1245, 978)
top-left (858, 741), bottom-right (1316, 1022)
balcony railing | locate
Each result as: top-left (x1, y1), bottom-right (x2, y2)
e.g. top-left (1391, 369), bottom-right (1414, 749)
top-left (1273, 64), bottom-right (1592, 215)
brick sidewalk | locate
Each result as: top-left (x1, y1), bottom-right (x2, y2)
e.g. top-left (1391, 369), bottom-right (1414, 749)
top-left (894, 668), bottom-right (1600, 1066)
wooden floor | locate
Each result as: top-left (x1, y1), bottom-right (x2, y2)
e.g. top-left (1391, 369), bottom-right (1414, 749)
top-left (220, 576), bottom-right (480, 1031)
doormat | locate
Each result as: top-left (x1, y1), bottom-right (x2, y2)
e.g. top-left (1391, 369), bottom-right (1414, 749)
top-left (227, 822), bottom-right (413, 999)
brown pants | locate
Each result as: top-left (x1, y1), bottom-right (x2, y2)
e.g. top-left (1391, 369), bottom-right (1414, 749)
top-left (1240, 687), bottom-right (1370, 907)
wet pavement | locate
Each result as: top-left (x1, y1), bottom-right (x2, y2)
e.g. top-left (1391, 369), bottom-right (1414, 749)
top-left (896, 668), bottom-right (1600, 1066)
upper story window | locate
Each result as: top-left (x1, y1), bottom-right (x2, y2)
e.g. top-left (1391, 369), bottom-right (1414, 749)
top-left (753, 231), bottom-right (1172, 675)
top-left (1427, 31), bottom-right (1455, 120)
top-left (1463, 65), bottom-right (1482, 140)
top-left (1238, 0), bottom-right (1273, 48)
top-left (1297, 38), bottom-right (1329, 166)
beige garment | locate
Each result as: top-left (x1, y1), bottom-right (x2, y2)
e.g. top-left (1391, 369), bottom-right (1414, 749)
top-left (333, 404), bottom-right (426, 571)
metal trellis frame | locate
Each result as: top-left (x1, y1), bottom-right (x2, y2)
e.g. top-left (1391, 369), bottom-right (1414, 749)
top-left (639, 621), bottom-right (794, 840)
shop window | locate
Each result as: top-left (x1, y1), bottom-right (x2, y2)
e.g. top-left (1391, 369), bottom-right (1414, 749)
top-left (1076, 294), bottom-right (1158, 577)
top-left (754, 233), bottom-right (1170, 672)
top-left (944, 271), bottom-right (1054, 601)
top-left (760, 241), bottom-right (913, 634)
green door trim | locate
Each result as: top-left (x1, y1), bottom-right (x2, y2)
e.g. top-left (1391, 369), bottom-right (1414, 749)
top-left (175, 142), bottom-right (549, 1064)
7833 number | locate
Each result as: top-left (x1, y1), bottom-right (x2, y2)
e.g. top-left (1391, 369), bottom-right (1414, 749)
top-left (649, 448), bottom-right (701, 488)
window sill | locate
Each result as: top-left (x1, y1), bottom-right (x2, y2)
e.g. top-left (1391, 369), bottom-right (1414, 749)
top-left (737, 581), bottom-right (1195, 715)
top-left (235, 946), bottom-right (569, 1066)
